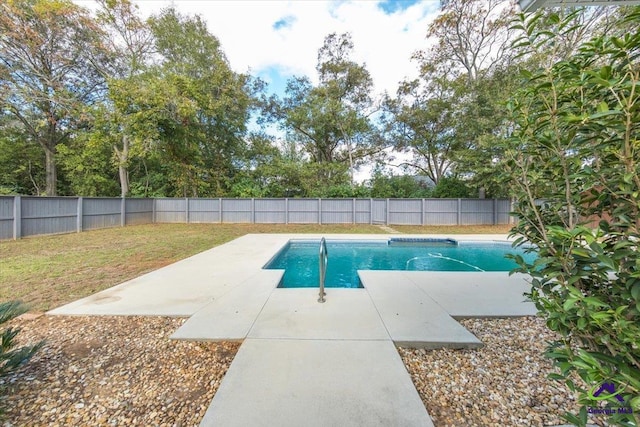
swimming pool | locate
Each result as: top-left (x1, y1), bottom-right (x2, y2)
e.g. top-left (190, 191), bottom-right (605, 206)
top-left (264, 238), bottom-right (535, 288)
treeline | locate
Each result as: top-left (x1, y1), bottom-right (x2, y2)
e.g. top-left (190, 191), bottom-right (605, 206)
top-left (0, 0), bottom-right (632, 198)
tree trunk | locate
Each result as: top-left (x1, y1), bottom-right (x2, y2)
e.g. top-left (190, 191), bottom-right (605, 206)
top-left (44, 145), bottom-right (57, 196)
top-left (119, 165), bottom-right (129, 198)
top-left (115, 135), bottom-right (130, 198)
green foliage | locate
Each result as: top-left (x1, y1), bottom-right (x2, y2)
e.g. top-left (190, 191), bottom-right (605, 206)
top-left (57, 132), bottom-right (120, 197)
top-left (431, 176), bottom-right (473, 198)
top-left (0, 301), bottom-right (43, 415)
top-left (324, 183), bottom-right (370, 198)
top-left (290, 162), bottom-right (354, 198)
top-left (505, 8), bottom-right (640, 426)
top-left (453, 66), bottom-right (523, 198)
top-left (382, 76), bottom-right (462, 185)
top-left (148, 8), bottom-right (253, 197)
top-left (227, 134), bottom-right (359, 198)
top-left (0, 0), bottom-right (108, 196)
top-left (127, 158), bottom-right (169, 197)
top-left (384, 0), bottom-right (518, 189)
top-left (0, 1), bottom-right (258, 198)
top-left (0, 125), bottom-right (44, 195)
top-left (264, 33), bottom-right (383, 178)
top-left (368, 171), bottom-right (432, 198)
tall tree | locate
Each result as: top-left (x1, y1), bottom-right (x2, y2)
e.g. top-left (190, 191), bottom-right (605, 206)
top-left (94, 0), bottom-right (155, 197)
top-left (148, 8), bottom-right (253, 196)
top-left (267, 33), bottom-right (383, 185)
top-left (383, 0), bottom-right (517, 194)
top-left (0, 0), bottom-right (108, 195)
top-left (452, 65), bottom-right (522, 197)
top-left (419, 0), bottom-right (516, 83)
top-left (382, 76), bottom-right (462, 185)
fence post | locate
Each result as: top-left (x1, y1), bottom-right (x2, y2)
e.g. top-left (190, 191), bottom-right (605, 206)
top-left (493, 198), bottom-right (498, 225)
top-left (13, 195), bottom-right (21, 240)
top-left (369, 199), bottom-right (373, 225)
top-left (352, 198), bottom-right (356, 224)
top-left (251, 198), bottom-right (256, 223)
top-left (77, 197), bottom-right (83, 233)
top-left (386, 198), bottom-right (390, 225)
top-left (120, 197), bottom-right (126, 227)
top-left (457, 198), bottom-right (462, 225)
top-left (318, 198), bottom-right (322, 225)
top-left (219, 198), bottom-right (223, 223)
top-left (185, 197), bottom-right (189, 224)
top-left (152, 198), bottom-right (156, 224)
top-left (421, 199), bottom-right (425, 226)
top-left (285, 198), bottom-right (289, 224)
top-left (510, 198), bottom-right (515, 224)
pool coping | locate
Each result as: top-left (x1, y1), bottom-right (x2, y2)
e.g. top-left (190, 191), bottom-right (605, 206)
top-left (48, 232), bottom-right (536, 348)
top-left (49, 233), bottom-right (531, 319)
top-left (48, 233), bottom-right (537, 427)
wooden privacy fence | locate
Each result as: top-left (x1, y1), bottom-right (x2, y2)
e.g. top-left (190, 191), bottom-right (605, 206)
top-left (0, 196), bottom-right (513, 240)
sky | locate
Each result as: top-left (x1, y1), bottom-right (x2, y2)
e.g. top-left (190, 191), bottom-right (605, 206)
top-left (77, 0), bottom-right (445, 181)
top-left (79, 0), bottom-right (441, 98)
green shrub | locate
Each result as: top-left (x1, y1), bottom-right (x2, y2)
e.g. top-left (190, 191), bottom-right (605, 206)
top-left (0, 301), bottom-right (43, 415)
top-left (369, 172), bottom-right (432, 198)
top-left (505, 8), bottom-right (640, 427)
top-left (431, 176), bottom-right (473, 198)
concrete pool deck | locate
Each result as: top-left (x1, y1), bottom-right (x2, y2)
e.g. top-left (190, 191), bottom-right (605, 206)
top-left (49, 233), bottom-right (537, 427)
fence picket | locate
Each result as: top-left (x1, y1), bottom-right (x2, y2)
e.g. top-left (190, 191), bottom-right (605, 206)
top-left (0, 196), bottom-right (512, 240)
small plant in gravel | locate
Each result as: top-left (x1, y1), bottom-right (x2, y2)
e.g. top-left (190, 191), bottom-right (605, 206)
top-left (504, 8), bottom-right (640, 427)
top-left (0, 301), bottom-right (43, 415)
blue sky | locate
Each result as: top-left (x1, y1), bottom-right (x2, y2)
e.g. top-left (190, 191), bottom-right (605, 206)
top-left (377, 0), bottom-right (422, 14)
top-left (84, 0), bottom-right (442, 99)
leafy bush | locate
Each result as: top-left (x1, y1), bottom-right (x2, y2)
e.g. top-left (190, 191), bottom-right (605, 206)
top-left (430, 176), bottom-right (473, 198)
top-left (0, 301), bottom-right (43, 414)
top-left (505, 9), bottom-right (640, 427)
top-left (368, 171), bottom-right (432, 198)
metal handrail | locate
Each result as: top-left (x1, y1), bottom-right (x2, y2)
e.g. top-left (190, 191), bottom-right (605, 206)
top-left (318, 237), bottom-right (328, 303)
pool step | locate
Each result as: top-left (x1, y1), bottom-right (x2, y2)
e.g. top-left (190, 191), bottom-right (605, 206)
top-left (171, 270), bottom-right (282, 341)
top-left (359, 271), bottom-right (483, 349)
top-left (247, 288), bottom-right (389, 340)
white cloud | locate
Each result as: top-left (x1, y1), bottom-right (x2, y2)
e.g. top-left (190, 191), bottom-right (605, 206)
top-left (82, 0), bottom-right (441, 97)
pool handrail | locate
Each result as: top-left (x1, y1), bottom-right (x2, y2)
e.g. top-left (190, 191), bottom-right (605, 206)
top-left (318, 237), bottom-right (327, 303)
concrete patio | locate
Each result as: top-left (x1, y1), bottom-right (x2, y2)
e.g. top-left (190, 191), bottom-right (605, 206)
top-left (49, 234), bottom-right (536, 427)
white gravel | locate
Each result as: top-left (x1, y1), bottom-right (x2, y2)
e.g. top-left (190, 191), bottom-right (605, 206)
top-left (3, 315), bottom-right (612, 426)
top-left (399, 316), bottom-right (609, 427)
top-left (2, 315), bottom-right (239, 426)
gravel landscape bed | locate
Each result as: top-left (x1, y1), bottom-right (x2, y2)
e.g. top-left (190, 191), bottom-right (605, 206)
top-left (399, 316), bottom-right (607, 427)
top-left (2, 315), bottom-right (239, 426)
top-left (3, 315), bottom-right (609, 426)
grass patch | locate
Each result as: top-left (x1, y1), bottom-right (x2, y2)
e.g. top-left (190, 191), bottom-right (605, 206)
top-left (0, 223), bottom-right (512, 312)
top-left (0, 223), bottom-right (378, 311)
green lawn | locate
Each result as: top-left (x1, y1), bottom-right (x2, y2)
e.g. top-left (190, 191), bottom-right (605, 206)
top-left (0, 223), bottom-right (511, 311)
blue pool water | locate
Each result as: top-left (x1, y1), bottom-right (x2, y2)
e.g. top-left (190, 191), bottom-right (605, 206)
top-left (264, 238), bottom-right (534, 288)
